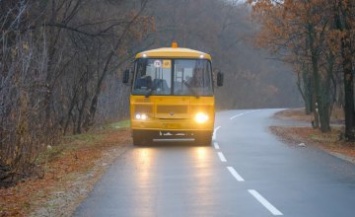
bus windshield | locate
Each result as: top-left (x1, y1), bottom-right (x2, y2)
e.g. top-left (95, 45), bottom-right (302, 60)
top-left (132, 58), bottom-right (213, 97)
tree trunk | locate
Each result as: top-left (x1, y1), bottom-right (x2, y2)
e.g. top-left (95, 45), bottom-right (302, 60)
top-left (318, 78), bottom-right (331, 132)
top-left (341, 34), bottom-right (355, 140)
top-left (310, 41), bottom-right (320, 128)
top-left (303, 66), bottom-right (313, 114)
top-left (308, 21), bottom-right (331, 131)
top-left (334, 0), bottom-right (355, 140)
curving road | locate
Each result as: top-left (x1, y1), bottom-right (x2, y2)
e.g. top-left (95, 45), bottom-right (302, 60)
top-left (74, 109), bottom-right (355, 217)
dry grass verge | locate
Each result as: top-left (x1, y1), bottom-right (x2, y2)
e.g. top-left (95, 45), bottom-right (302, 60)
top-left (0, 127), bottom-right (131, 217)
top-left (272, 108), bottom-right (355, 160)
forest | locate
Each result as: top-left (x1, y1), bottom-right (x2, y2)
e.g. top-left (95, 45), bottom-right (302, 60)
top-left (1, 0), bottom-right (353, 186)
top-left (248, 0), bottom-right (355, 136)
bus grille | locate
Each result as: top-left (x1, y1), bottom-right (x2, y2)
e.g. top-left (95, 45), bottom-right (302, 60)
top-left (135, 105), bottom-right (152, 113)
top-left (157, 105), bottom-right (188, 114)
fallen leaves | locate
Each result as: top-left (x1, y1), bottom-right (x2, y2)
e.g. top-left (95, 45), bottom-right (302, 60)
top-left (0, 128), bottom-right (131, 217)
top-left (271, 108), bottom-right (355, 159)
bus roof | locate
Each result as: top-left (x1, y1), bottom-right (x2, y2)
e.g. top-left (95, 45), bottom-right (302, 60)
top-left (135, 47), bottom-right (212, 60)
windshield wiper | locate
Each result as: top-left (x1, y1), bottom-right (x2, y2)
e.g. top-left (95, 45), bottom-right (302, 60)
top-left (145, 82), bottom-right (158, 98)
top-left (182, 80), bottom-right (200, 98)
top-left (145, 88), bottom-right (154, 98)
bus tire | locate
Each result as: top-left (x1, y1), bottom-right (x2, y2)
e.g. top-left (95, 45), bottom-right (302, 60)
top-left (195, 131), bottom-right (212, 146)
top-left (132, 130), bottom-right (155, 146)
top-left (132, 130), bottom-right (147, 146)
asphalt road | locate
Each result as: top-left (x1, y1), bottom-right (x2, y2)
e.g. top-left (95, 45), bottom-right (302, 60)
top-left (75, 109), bottom-right (355, 217)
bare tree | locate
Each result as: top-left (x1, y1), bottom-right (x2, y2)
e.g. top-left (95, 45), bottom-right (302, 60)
top-left (0, 0), bottom-right (154, 186)
top-left (334, 0), bottom-right (355, 140)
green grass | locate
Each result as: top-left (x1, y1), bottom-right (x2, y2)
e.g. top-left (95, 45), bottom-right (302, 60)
top-left (109, 120), bottom-right (130, 129)
top-left (310, 134), bottom-right (318, 139)
top-left (66, 133), bottom-right (102, 144)
top-left (36, 120), bottom-right (130, 164)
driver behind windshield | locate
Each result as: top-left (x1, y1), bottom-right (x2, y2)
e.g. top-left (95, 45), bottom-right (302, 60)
top-left (188, 68), bottom-right (204, 87)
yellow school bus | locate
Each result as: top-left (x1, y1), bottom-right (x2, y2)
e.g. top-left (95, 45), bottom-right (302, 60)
top-left (123, 42), bottom-right (223, 145)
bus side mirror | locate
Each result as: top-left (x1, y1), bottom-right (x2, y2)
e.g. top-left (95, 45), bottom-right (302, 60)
top-left (123, 69), bottom-right (130, 84)
top-left (217, 71), bottom-right (224, 87)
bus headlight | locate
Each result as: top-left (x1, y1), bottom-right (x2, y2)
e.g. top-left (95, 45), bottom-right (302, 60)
top-left (194, 112), bottom-right (209, 124)
top-left (135, 113), bottom-right (147, 120)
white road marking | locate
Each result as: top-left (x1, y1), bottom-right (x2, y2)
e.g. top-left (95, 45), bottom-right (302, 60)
top-left (230, 113), bottom-right (244, 120)
top-left (213, 142), bottom-right (220, 149)
top-left (213, 126), bottom-right (221, 140)
top-left (230, 111), bottom-right (256, 120)
top-left (217, 152), bottom-right (227, 162)
top-left (248, 189), bottom-right (283, 216)
top-left (153, 138), bottom-right (194, 142)
top-left (227, 166), bottom-right (245, 182)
